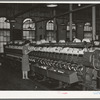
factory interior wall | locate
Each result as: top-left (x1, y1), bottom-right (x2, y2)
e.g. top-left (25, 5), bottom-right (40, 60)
top-left (57, 18), bottom-right (67, 41)
top-left (76, 23), bottom-right (84, 40)
top-left (1, 5), bottom-right (98, 41)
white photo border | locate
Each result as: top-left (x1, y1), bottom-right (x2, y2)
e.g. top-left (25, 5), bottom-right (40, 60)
top-left (0, 0), bottom-right (100, 99)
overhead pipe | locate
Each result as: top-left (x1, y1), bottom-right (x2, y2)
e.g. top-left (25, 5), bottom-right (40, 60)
top-left (35, 4), bottom-right (96, 23)
top-left (53, 9), bottom-right (58, 42)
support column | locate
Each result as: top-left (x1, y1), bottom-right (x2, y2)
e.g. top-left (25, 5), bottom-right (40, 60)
top-left (92, 6), bottom-right (96, 41)
top-left (69, 4), bottom-right (73, 41)
top-left (92, 5), bottom-right (100, 90)
top-left (53, 9), bottom-right (57, 42)
top-left (10, 23), bottom-right (13, 41)
top-left (10, 22), bottom-right (15, 41)
top-left (35, 23), bottom-right (37, 41)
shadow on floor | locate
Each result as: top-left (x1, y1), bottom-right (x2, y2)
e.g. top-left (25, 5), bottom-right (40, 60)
top-left (0, 62), bottom-right (43, 90)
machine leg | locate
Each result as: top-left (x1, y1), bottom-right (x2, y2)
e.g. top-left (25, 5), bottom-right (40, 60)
top-left (97, 70), bottom-right (100, 89)
top-left (63, 83), bottom-right (70, 89)
top-left (54, 81), bottom-right (63, 89)
top-left (83, 66), bottom-right (86, 90)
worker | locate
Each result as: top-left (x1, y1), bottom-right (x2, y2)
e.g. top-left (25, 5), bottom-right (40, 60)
top-left (82, 38), bottom-right (91, 43)
top-left (22, 41), bottom-right (30, 79)
top-left (73, 36), bottom-right (81, 42)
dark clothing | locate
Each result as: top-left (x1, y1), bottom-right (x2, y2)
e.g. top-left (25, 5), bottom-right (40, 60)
top-left (22, 45), bottom-right (30, 71)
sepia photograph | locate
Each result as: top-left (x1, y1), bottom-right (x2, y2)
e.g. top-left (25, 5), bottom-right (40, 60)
top-left (0, 0), bottom-right (100, 99)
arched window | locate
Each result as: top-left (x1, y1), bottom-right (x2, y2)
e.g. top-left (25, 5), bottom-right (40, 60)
top-left (84, 22), bottom-right (92, 40)
top-left (0, 17), bottom-right (10, 53)
top-left (46, 20), bottom-right (55, 41)
top-left (84, 22), bottom-right (92, 31)
top-left (23, 18), bottom-right (35, 40)
top-left (46, 20), bottom-right (54, 30)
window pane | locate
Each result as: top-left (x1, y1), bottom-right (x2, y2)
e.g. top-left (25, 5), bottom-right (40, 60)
top-left (67, 22), bottom-right (76, 31)
top-left (0, 17), bottom-right (10, 29)
top-left (23, 18), bottom-right (35, 40)
top-left (0, 18), bottom-right (10, 53)
top-left (23, 18), bottom-right (35, 30)
top-left (84, 22), bottom-right (92, 31)
top-left (46, 20), bottom-right (54, 30)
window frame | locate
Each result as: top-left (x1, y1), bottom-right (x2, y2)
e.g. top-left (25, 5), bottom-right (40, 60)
top-left (0, 17), bottom-right (10, 53)
top-left (23, 18), bottom-right (36, 40)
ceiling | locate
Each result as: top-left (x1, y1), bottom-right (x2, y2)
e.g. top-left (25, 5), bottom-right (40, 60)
top-left (0, 3), bottom-right (99, 23)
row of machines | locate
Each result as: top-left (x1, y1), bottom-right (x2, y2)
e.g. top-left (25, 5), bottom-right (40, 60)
top-left (4, 40), bottom-right (100, 90)
top-left (4, 41), bottom-right (24, 62)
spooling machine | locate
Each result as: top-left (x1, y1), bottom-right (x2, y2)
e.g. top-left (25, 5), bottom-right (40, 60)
top-left (29, 42), bottom-right (100, 89)
top-left (4, 41), bottom-right (100, 89)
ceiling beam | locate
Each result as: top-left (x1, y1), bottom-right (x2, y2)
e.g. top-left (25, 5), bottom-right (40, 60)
top-left (14, 5), bottom-right (41, 18)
